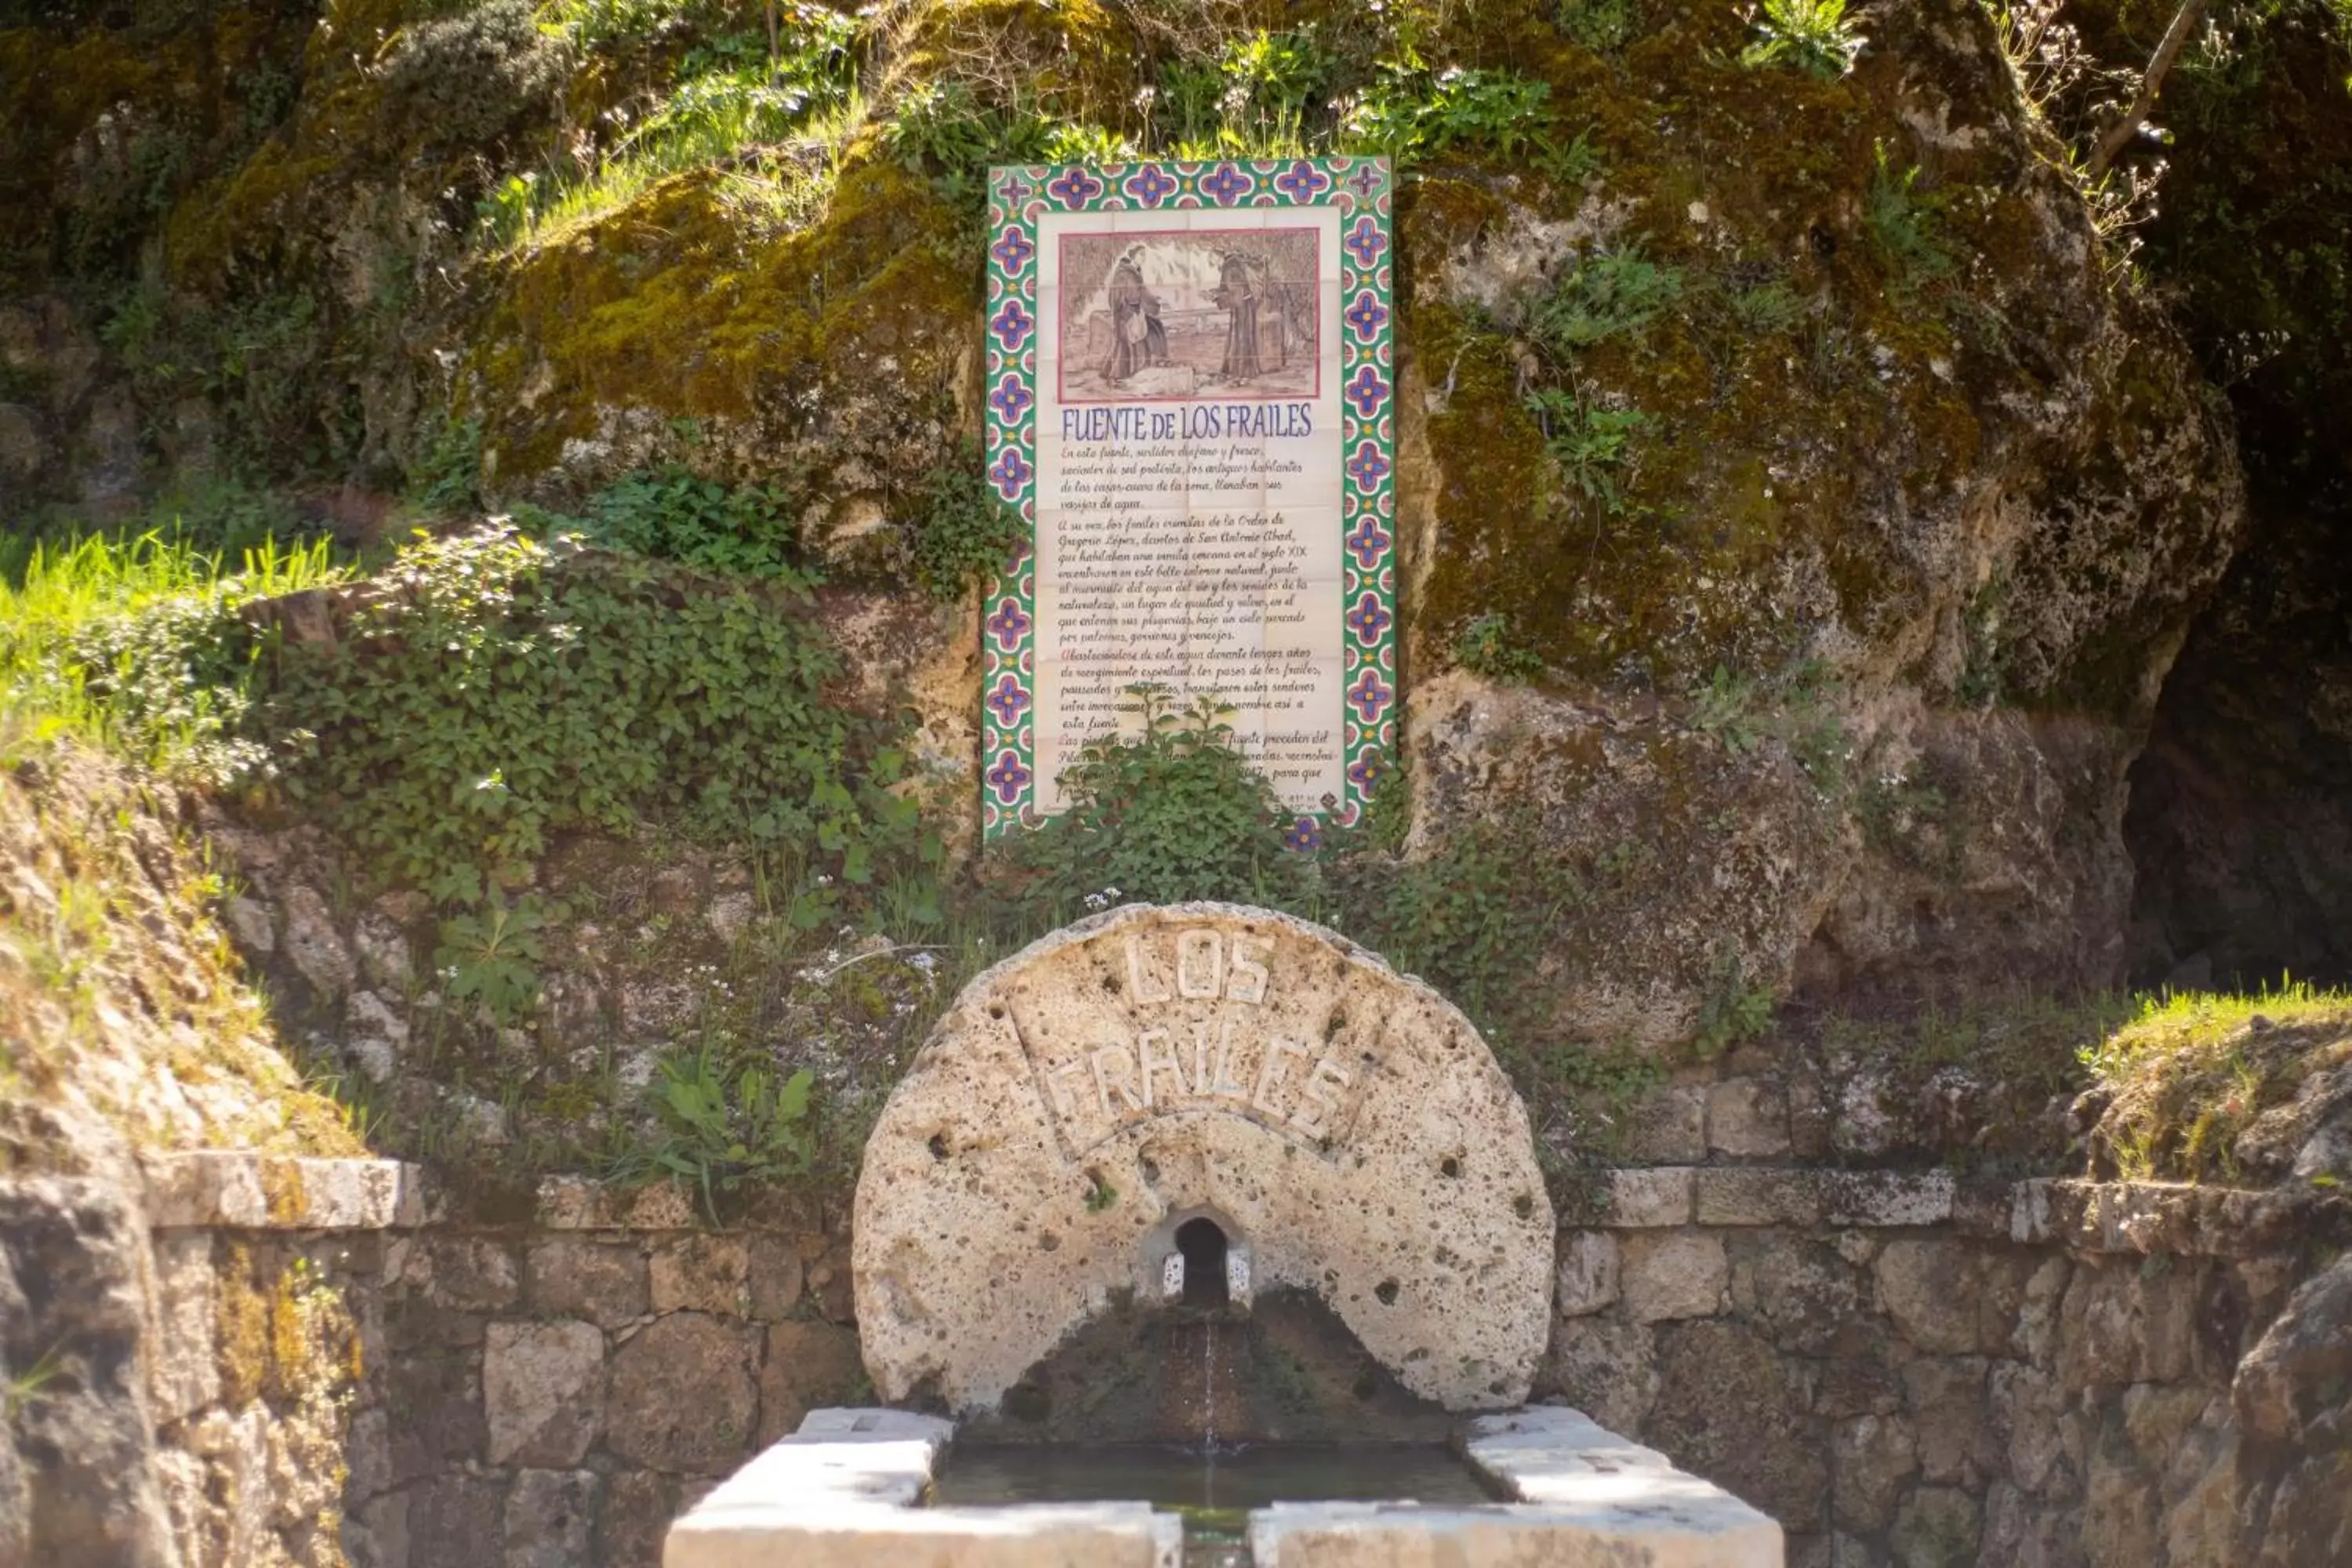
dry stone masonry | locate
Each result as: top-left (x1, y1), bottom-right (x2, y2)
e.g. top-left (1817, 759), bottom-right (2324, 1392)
top-left (853, 902), bottom-right (1557, 1413)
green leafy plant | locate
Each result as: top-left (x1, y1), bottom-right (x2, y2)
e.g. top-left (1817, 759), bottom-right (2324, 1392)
top-left (1328, 814), bottom-right (1585, 1033)
top-left (434, 888), bottom-right (550, 1021)
top-left (1454, 612), bottom-right (1545, 682)
top-left (1532, 127), bottom-right (1609, 187)
top-left (911, 440), bottom-right (1025, 600)
top-left (565, 464), bottom-right (804, 578)
top-left (627, 1048), bottom-right (817, 1221)
top-left (1341, 64), bottom-right (1595, 176)
top-left (1557, 0), bottom-right (1642, 52)
top-left (1524, 388), bottom-right (1650, 510)
top-left (1000, 684), bottom-right (1309, 915)
top-left (1865, 140), bottom-right (1955, 289)
top-left (1690, 666), bottom-right (1763, 752)
top-left (1530, 249), bottom-right (1684, 353)
top-left (1693, 949), bottom-right (1774, 1058)
top-left (1740, 0), bottom-right (1866, 80)
top-left (262, 524), bottom-right (911, 907)
top-left (410, 410), bottom-right (485, 516)
top-left (1723, 278), bottom-right (1808, 336)
top-left (1157, 29), bottom-right (1339, 157)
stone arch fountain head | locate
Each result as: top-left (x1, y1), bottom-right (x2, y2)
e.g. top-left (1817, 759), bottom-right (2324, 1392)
top-left (852, 902), bottom-right (1556, 1417)
top-left (1173, 1215), bottom-right (1232, 1308)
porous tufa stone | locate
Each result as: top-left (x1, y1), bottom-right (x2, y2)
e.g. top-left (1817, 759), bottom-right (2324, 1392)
top-left (853, 903), bottom-right (1555, 1414)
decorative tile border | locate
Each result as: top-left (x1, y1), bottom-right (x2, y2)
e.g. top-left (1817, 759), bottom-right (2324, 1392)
top-left (980, 156), bottom-right (1397, 840)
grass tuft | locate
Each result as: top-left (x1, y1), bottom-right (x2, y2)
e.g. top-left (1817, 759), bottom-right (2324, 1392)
top-left (2078, 981), bottom-right (2352, 1182)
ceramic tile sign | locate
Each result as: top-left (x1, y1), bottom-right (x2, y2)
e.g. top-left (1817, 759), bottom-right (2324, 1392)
top-left (979, 158), bottom-right (1397, 842)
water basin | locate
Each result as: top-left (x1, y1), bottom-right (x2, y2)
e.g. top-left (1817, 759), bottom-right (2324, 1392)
top-left (934, 1441), bottom-right (1497, 1511)
top-left (665, 1406), bottom-right (1785, 1568)
top-left (935, 1442), bottom-right (1499, 1565)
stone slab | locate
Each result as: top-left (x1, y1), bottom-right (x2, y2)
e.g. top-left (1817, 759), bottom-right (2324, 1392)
top-left (144, 1152), bottom-right (424, 1231)
top-left (663, 1410), bottom-right (1181, 1568)
top-left (672, 1408), bottom-right (1780, 1568)
top-left (2009, 1178), bottom-right (2281, 1256)
top-left (854, 905), bottom-right (1555, 1414)
top-left (1252, 1406), bottom-right (1782, 1566)
top-left (1604, 1168), bottom-right (1697, 1228)
top-left (1693, 1169), bottom-right (1823, 1226)
top-left (1822, 1171), bottom-right (1954, 1228)
top-left (535, 1175), bottom-right (825, 1233)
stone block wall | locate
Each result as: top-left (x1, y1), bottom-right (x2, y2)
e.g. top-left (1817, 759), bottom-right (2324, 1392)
top-left (341, 1178), bottom-right (866, 1568)
top-left (21, 1152), bottom-right (2346, 1568)
top-left (3, 1156), bottom-right (409, 1568)
top-left (1545, 1168), bottom-right (2351, 1568)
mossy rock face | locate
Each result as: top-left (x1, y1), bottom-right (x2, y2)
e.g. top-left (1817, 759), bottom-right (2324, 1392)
top-left (1398, 0), bottom-right (2238, 709)
top-left (1385, 0), bottom-right (2241, 1045)
top-left (0, 0), bottom-right (2253, 1050)
top-left (464, 158), bottom-right (974, 544)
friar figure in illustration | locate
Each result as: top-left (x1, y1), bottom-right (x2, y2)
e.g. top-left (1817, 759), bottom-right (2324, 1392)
top-left (1213, 250), bottom-right (1265, 380)
top-left (1098, 248), bottom-right (1169, 384)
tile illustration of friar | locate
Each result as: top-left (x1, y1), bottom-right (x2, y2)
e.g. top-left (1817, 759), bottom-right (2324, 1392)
top-left (1099, 245), bottom-right (1171, 385)
top-left (1213, 250), bottom-right (1268, 382)
top-left (1057, 228), bottom-right (1319, 402)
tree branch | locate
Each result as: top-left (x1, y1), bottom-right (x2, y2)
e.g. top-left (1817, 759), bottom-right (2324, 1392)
top-left (2085, 0), bottom-right (2209, 181)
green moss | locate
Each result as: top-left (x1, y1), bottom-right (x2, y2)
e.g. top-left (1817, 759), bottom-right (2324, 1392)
top-left (258, 1157), bottom-right (307, 1225)
top-left (216, 1241), bottom-right (269, 1406)
top-left (471, 155), bottom-right (971, 475)
top-left (889, 0), bottom-right (1145, 125)
top-left (1390, 1), bottom-right (2116, 691)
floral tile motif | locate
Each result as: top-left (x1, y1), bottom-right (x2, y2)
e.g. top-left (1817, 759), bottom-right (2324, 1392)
top-left (982, 157), bottom-right (1396, 839)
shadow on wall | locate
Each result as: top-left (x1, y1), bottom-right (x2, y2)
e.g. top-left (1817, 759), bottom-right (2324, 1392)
top-left (2127, 484), bottom-right (2352, 992)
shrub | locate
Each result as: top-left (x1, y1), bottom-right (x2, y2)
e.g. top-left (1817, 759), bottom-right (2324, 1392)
top-left (1327, 813), bottom-right (1584, 1033)
top-left (379, 0), bottom-right (572, 154)
top-left (997, 684), bottom-right (1310, 916)
top-left (565, 464), bottom-right (803, 578)
top-left (262, 524), bottom-right (913, 901)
